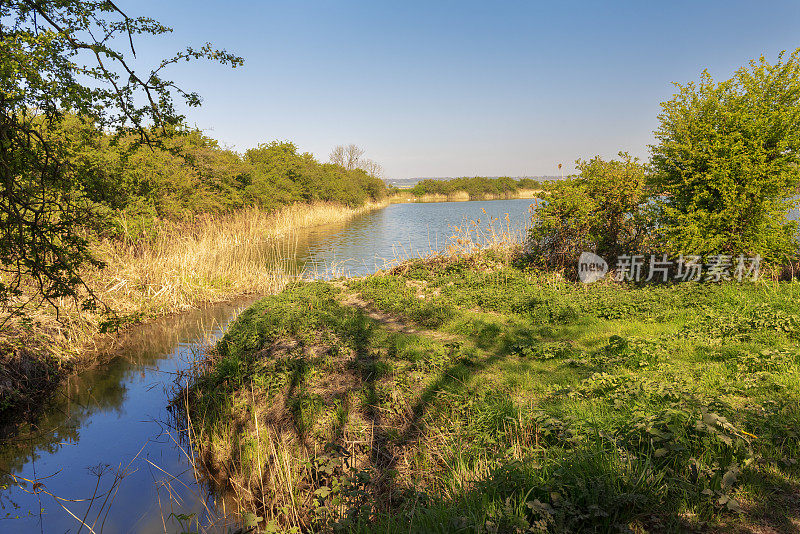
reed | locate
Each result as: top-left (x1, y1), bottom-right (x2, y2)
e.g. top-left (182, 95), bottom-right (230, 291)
top-left (1, 200), bottom-right (388, 366)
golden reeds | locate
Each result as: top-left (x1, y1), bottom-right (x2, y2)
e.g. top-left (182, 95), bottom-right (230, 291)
top-left (3, 200), bottom-right (388, 362)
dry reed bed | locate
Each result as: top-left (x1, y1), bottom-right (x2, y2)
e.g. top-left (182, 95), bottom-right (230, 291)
top-left (3, 200), bottom-right (389, 362)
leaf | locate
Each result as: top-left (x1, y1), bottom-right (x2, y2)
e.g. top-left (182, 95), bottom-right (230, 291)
top-left (726, 497), bottom-right (743, 512)
top-left (263, 519), bottom-right (280, 533)
top-left (722, 469), bottom-right (737, 489)
top-left (314, 485), bottom-right (332, 498)
top-left (654, 448), bottom-right (668, 458)
top-left (241, 512), bottom-right (263, 529)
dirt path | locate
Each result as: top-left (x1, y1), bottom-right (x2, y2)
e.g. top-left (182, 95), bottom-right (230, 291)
top-left (331, 280), bottom-right (458, 343)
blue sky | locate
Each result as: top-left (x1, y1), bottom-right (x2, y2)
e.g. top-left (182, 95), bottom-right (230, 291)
top-left (121, 1), bottom-right (800, 179)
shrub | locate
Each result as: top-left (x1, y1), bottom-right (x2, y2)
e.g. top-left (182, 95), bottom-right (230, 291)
top-left (650, 50), bottom-right (800, 263)
top-left (526, 153), bottom-right (651, 270)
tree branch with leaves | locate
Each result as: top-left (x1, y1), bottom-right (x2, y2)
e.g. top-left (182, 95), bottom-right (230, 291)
top-left (0, 0), bottom-right (243, 317)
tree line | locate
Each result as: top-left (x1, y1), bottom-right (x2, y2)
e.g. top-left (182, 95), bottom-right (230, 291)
top-left (40, 115), bottom-right (388, 241)
top-left (410, 176), bottom-right (562, 199)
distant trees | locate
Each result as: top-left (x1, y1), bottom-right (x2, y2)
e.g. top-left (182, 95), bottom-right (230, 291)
top-left (650, 51), bottom-right (800, 263)
top-left (329, 144), bottom-right (364, 170)
top-left (329, 144), bottom-right (383, 177)
top-left (410, 176), bottom-right (557, 199)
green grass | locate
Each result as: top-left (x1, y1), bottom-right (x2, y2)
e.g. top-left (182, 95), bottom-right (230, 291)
top-left (188, 249), bottom-right (800, 533)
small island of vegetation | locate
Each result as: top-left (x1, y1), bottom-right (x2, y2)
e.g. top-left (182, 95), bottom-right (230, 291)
top-left (403, 176), bottom-right (562, 202)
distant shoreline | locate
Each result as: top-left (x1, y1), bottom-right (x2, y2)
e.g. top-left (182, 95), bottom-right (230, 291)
top-left (388, 188), bottom-right (544, 204)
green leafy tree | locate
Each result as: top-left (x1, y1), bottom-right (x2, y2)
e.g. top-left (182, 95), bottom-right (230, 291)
top-left (526, 180), bottom-right (598, 270)
top-left (580, 153), bottom-right (650, 258)
top-left (650, 51), bottom-right (800, 263)
top-left (0, 0), bottom-right (242, 312)
top-left (245, 141), bottom-right (386, 210)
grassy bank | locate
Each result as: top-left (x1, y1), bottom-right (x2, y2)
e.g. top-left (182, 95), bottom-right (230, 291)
top-left (187, 246), bottom-right (800, 533)
top-left (0, 200), bottom-right (387, 423)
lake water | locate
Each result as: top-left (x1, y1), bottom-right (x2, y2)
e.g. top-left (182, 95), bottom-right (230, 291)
top-left (294, 198), bottom-right (538, 277)
top-left (0, 198), bottom-right (538, 534)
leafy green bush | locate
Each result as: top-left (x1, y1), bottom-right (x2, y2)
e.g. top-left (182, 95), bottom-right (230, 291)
top-left (43, 118), bottom-right (389, 230)
top-left (650, 50), bottom-right (800, 263)
top-left (244, 141), bottom-right (387, 209)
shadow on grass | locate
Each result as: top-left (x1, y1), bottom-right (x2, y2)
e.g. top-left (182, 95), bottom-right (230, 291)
top-left (194, 282), bottom-right (800, 533)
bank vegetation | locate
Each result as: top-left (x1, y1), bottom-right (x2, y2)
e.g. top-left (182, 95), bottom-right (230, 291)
top-left (184, 50), bottom-right (800, 533)
top-left (396, 176), bottom-right (565, 203)
top-left (0, 115), bottom-right (389, 422)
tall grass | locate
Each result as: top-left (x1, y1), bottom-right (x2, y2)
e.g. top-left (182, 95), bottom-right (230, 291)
top-left (443, 207), bottom-right (532, 256)
top-left (4, 200), bottom-right (389, 362)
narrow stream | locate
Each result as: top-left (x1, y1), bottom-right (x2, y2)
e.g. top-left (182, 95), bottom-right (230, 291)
top-left (0, 199), bottom-right (537, 533)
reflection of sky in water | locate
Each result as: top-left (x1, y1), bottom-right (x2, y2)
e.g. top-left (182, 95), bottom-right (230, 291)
top-left (0, 300), bottom-right (253, 534)
top-left (294, 198), bottom-right (539, 277)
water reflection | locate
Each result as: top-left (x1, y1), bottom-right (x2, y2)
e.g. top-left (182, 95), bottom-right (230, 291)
top-left (294, 198), bottom-right (537, 277)
top-left (0, 299), bottom-right (254, 533)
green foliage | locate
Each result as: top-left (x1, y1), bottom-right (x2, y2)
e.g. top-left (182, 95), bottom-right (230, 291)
top-left (526, 153), bottom-right (651, 270)
top-left (650, 50), bottom-right (800, 262)
top-left (48, 121), bottom-right (389, 231)
top-left (0, 0), bottom-right (241, 309)
top-left (245, 141), bottom-right (387, 210)
top-left (192, 249), bottom-right (800, 532)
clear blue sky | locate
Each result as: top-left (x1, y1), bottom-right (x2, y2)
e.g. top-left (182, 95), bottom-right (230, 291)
top-left (121, 0), bottom-right (800, 179)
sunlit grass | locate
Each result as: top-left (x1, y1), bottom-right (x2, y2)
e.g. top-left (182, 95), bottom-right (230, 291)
top-left (187, 244), bottom-right (800, 532)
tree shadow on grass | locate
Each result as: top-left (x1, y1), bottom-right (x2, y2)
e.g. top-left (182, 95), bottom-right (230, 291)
top-left (206, 285), bottom-right (800, 534)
